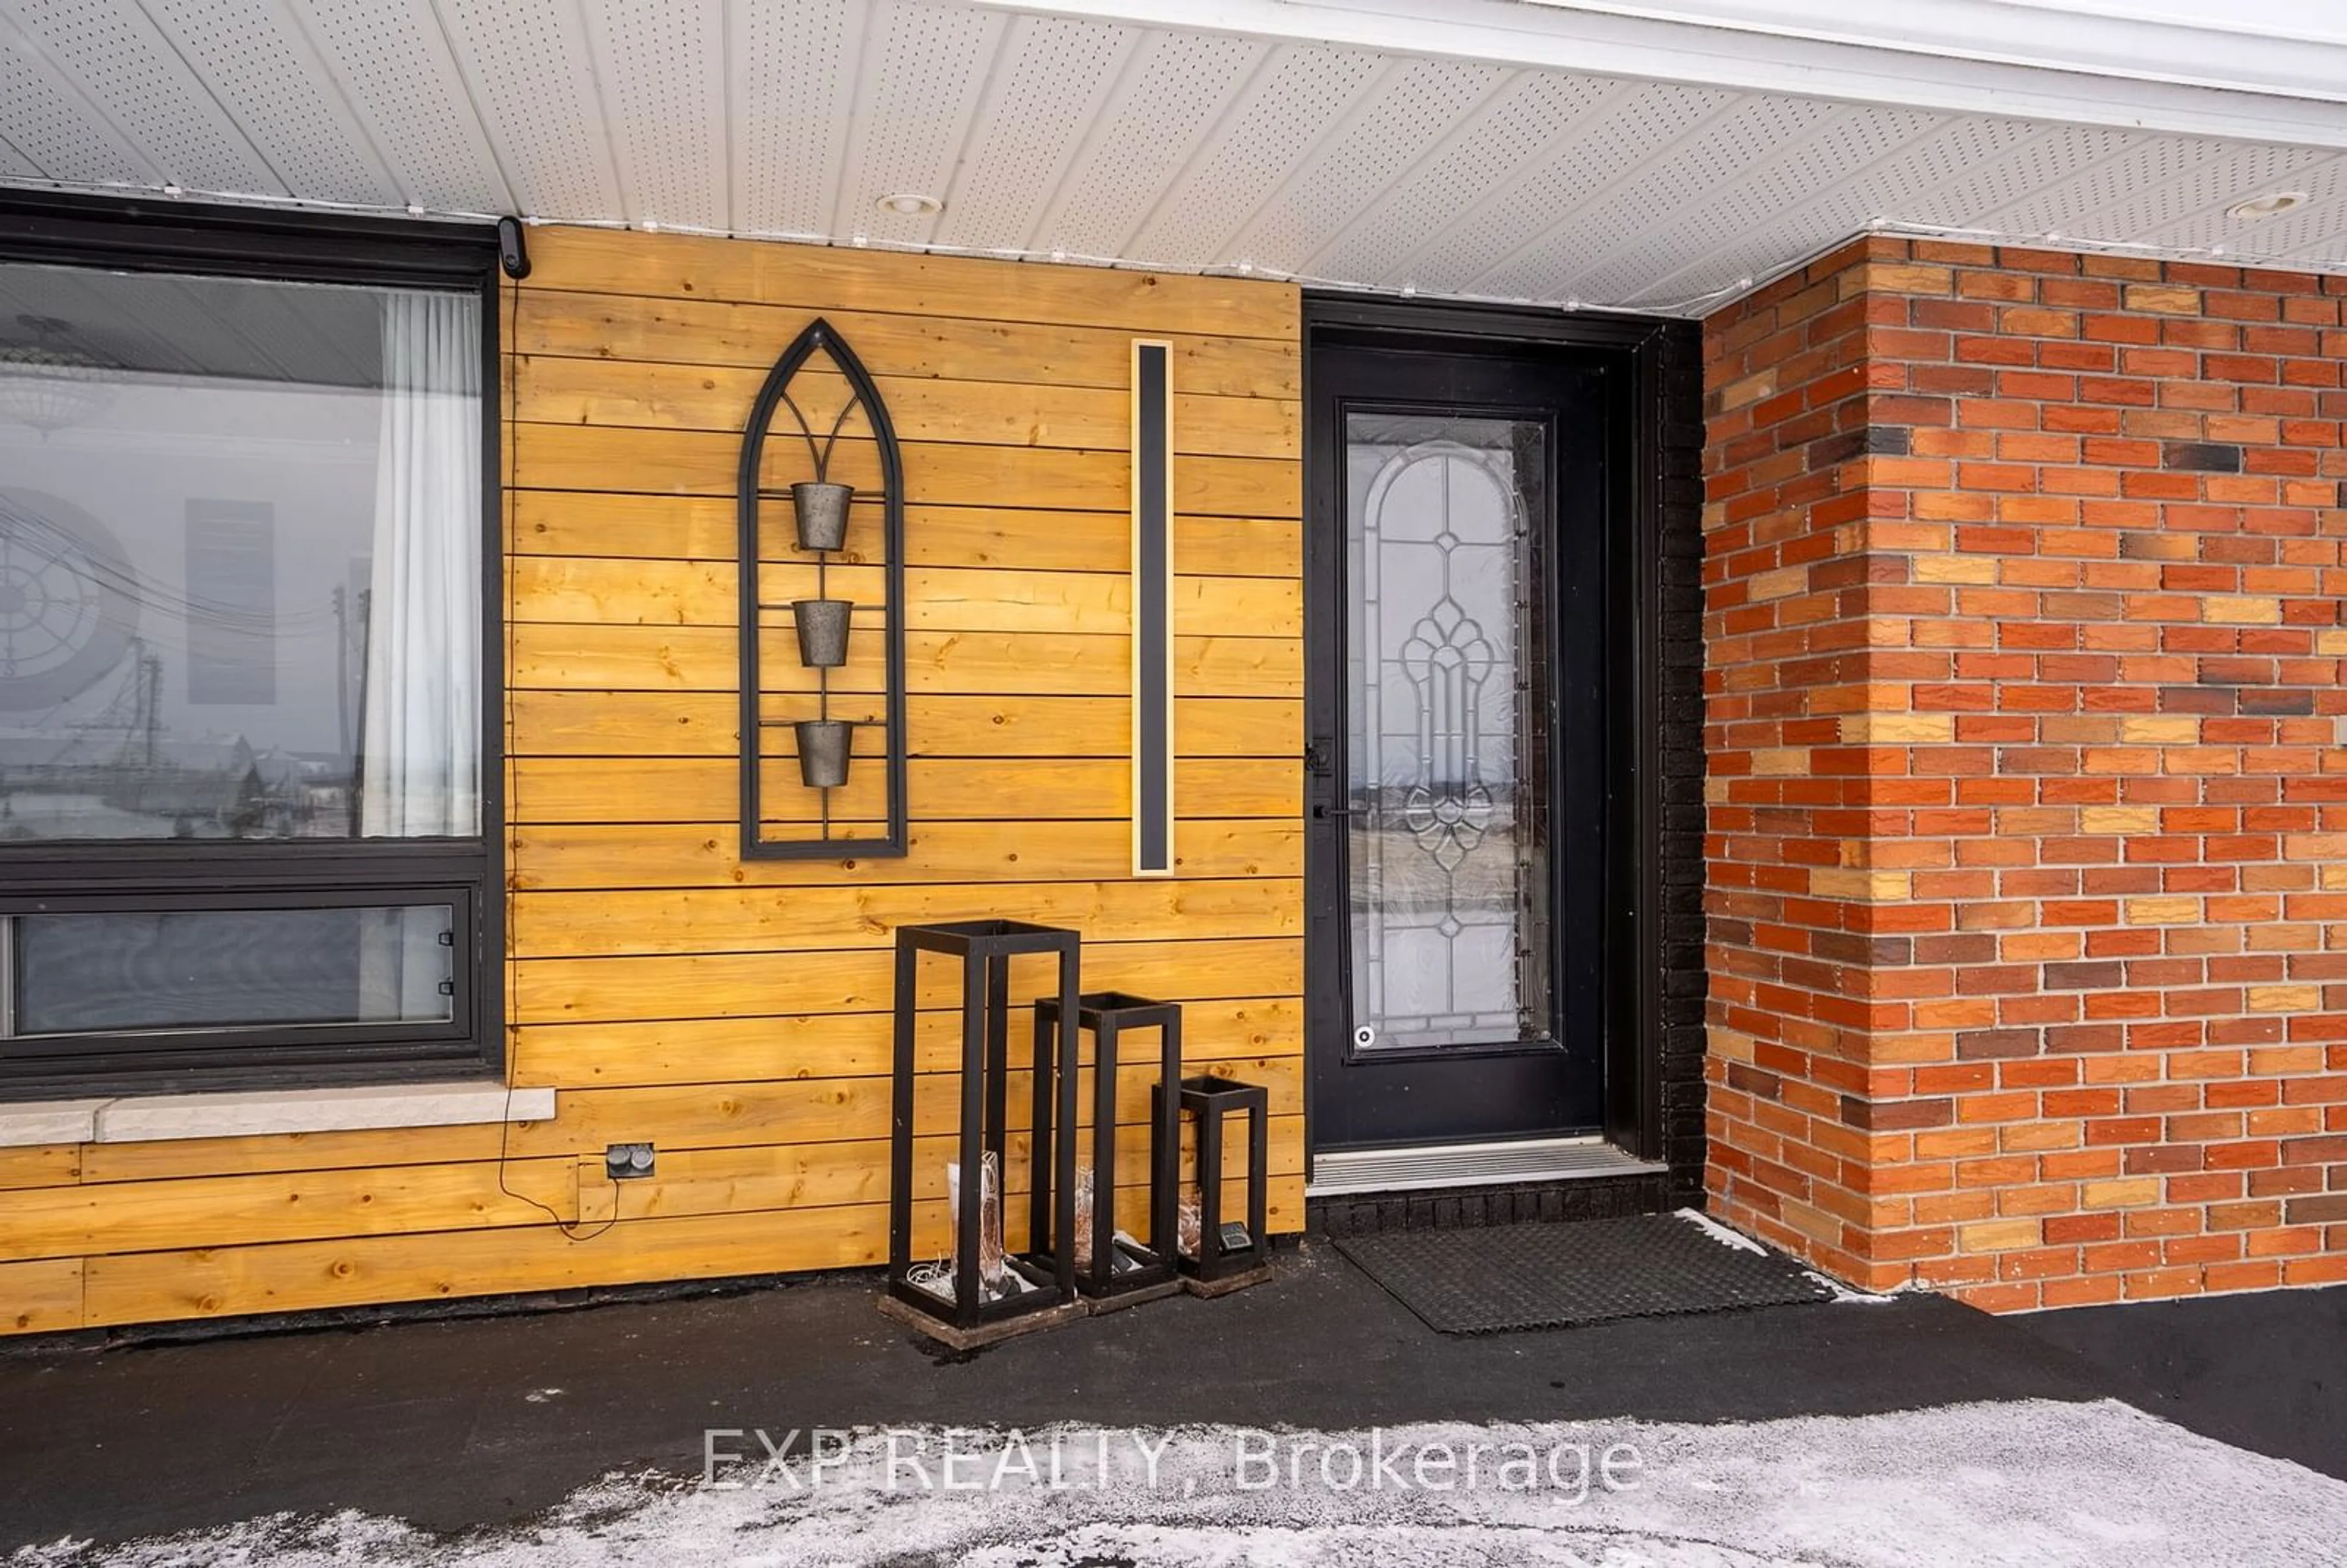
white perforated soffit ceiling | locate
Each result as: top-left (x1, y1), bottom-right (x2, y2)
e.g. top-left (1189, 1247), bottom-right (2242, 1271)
top-left (2, 0), bottom-right (2346, 317)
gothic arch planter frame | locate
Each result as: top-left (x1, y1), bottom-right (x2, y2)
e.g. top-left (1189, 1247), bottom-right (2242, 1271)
top-left (736, 318), bottom-right (909, 860)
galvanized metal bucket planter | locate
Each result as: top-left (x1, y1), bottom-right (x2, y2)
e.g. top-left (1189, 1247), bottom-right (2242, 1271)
top-left (791, 480), bottom-right (853, 551)
top-left (793, 598), bottom-right (852, 667)
top-left (794, 719), bottom-right (854, 788)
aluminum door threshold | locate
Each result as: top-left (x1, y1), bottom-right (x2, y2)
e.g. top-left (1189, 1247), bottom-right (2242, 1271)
top-left (1307, 1135), bottom-right (1666, 1196)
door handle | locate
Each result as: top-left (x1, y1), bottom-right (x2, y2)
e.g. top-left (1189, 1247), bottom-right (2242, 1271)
top-left (1313, 804), bottom-right (1355, 819)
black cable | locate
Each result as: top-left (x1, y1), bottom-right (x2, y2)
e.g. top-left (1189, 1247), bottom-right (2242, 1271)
top-left (486, 266), bottom-right (614, 1242)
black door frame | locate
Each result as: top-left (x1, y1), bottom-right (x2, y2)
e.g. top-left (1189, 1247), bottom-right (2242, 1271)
top-left (1302, 293), bottom-right (1692, 1173)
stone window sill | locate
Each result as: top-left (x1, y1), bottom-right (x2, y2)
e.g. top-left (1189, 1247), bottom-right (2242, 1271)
top-left (0, 1081), bottom-right (556, 1149)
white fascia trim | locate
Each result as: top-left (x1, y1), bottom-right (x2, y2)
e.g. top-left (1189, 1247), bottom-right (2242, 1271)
top-left (979, 0), bottom-right (2347, 149)
top-left (1512, 1), bottom-right (2347, 101)
top-left (0, 1082), bottom-right (554, 1148)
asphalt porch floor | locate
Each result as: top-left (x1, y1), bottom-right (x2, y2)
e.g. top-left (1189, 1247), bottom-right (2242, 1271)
top-left (0, 1239), bottom-right (2339, 1552)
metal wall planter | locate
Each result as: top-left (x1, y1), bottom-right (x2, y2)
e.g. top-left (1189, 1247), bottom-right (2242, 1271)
top-left (790, 480), bottom-right (853, 552)
top-left (792, 596), bottom-right (852, 668)
top-left (736, 318), bottom-right (908, 859)
top-left (793, 718), bottom-right (853, 788)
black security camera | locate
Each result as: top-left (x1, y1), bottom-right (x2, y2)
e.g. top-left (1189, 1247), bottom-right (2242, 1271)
top-left (496, 216), bottom-right (531, 280)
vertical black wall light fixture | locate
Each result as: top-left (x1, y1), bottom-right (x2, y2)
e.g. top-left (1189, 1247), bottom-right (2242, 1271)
top-left (1131, 339), bottom-right (1175, 877)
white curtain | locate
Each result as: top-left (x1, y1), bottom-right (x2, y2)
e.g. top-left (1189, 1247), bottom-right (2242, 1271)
top-left (362, 290), bottom-right (481, 838)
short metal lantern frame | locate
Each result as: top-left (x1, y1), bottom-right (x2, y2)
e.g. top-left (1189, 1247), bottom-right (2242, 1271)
top-left (1162, 1074), bottom-right (1271, 1287)
top-left (887, 920), bottom-right (1081, 1334)
top-left (736, 318), bottom-right (908, 859)
top-left (1033, 992), bottom-right (1181, 1304)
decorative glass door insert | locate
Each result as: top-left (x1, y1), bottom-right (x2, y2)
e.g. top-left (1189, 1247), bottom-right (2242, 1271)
top-left (1343, 412), bottom-right (1552, 1053)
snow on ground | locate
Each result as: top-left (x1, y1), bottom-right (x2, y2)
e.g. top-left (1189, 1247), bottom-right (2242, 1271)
top-left (13, 1398), bottom-right (2346, 1567)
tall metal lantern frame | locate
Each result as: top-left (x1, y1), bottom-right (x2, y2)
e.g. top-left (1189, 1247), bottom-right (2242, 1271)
top-left (1034, 991), bottom-right (1185, 1306)
top-left (736, 318), bottom-right (909, 859)
top-left (886, 920), bottom-right (1084, 1341)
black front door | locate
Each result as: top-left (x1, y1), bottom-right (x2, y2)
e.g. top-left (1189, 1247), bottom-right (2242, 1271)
top-left (1305, 330), bottom-right (1620, 1152)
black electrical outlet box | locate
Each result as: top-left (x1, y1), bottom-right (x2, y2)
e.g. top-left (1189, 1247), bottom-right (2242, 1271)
top-left (606, 1142), bottom-right (655, 1181)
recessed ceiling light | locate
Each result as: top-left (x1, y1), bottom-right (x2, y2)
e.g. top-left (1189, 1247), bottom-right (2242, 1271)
top-left (876, 193), bottom-right (941, 217)
top-left (2227, 191), bottom-right (2307, 221)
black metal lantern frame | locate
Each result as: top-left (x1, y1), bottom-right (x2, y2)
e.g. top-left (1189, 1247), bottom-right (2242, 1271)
top-left (1162, 1073), bottom-right (1273, 1294)
top-left (736, 318), bottom-right (908, 859)
top-left (1034, 992), bottom-right (1183, 1307)
top-left (884, 920), bottom-right (1083, 1344)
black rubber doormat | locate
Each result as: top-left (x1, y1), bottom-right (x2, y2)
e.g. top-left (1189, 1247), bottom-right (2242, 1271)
top-left (1331, 1211), bottom-right (1835, 1335)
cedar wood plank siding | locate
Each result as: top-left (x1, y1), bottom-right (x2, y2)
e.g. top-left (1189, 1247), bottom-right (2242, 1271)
top-left (0, 230), bottom-right (1305, 1333)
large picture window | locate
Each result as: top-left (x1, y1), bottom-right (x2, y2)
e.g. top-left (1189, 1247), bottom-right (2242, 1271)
top-left (0, 200), bottom-right (498, 1095)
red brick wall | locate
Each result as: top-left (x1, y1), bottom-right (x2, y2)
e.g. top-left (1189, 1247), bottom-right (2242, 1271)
top-left (1701, 236), bottom-right (2347, 1310)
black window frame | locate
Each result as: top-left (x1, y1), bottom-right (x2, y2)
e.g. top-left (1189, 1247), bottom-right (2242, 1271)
top-left (0, 193), bottom-right (504, 1100)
